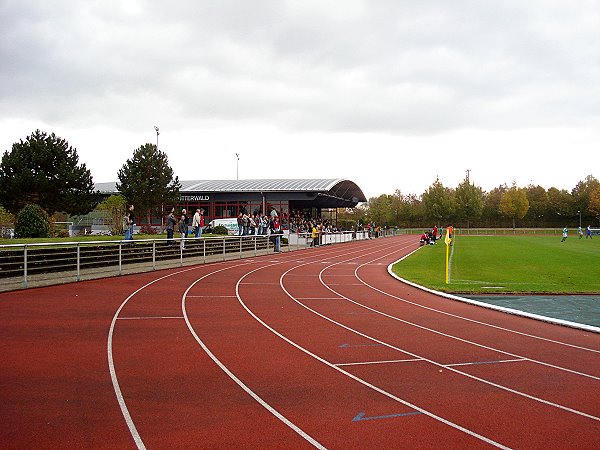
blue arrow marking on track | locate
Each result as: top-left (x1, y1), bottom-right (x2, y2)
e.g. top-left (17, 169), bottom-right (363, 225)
top-left (352, 411), bottom-right (422, 422)
top-left (339, 343), bottom-right (384, 348)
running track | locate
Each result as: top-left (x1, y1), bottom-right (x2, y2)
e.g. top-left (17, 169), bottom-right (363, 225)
top-left (1, 235), bottom-right (599, 448)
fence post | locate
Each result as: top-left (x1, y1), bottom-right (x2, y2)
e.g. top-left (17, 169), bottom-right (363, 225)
top-left (23, 245), bottom-right (28, 289)
top-left (223, 237), bottom-right (226, 261)
top-left (203, 239), bottom-right (206, 264)
top-left (118, 242), bottom-right (122, 275)
top-left (152, 240), bottom-right (156, 270)
top-left (240, 236), bottom-right (243, 259)
top-left (76, 243), bottom-right (81, 281)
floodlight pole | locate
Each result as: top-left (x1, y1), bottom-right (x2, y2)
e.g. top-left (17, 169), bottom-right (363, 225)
top-left (236, 153), bottom-right (239, 180)
top-left (154, 126), bottom-right (160, 148)
top-left (578, 210), bottom-right (582, 228)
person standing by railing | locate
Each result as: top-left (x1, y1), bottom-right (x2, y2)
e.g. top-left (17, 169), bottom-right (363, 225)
top-left (179, 210), bottom-right (188, 250)
top-left (271, 215), bottom-right (281, 252)
top-left (166, 208), bottom-right (176, 245)
top-left (311, 222), bottom-right (319, 247)
top-left (125, 204), bottom-right (135, 241)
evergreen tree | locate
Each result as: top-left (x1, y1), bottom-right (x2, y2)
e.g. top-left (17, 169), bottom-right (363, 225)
top-left (117, 143), bottom-right (181, 224)
top-left (0, 130), bottom-right (98, 215)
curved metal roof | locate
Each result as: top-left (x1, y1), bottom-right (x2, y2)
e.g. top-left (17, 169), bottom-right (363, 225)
top-left (95, 178), bottom-right (367, 203)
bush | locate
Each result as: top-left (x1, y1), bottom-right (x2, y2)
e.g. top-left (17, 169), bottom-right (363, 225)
top-left (14, 204), bottom-right (50, 238)
top-left (140, 224), bottom-right (159, 235)
top-left (212, 225), bottom-right (229, 235)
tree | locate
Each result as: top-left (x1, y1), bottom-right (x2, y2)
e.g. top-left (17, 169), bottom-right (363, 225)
top-left (366, 194), bottom-right (396, 226)
top-left (0, 130), bottom-right (99, 215)
top-left (525, 185), bottom-right (549, 226)
top-left (500, 183), bottom-right (530, 229)
top-left (454, 176), bottom-right (483, 228)
top-left (14, 204), bottom-right (50, 238)
top-left (421, 178), bottom-right (454, 226)
top-left (547, 187), bottom-right (573, 223)
top-left (589, 186), bottom-right (600, 224)
top-left (571, 175), bottom-right (600, 223)
top-left (98, 194), bottom-right (127, 235)
top-left (0, 205), bottom-right (14, 238)
top-left (116, 143), bottom-right (181, 224)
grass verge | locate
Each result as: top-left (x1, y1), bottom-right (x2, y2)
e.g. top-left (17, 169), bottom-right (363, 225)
top-left (392, 235), bottom-right (600, 294)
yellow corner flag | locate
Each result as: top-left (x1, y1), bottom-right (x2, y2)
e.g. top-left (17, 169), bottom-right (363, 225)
top-left (445, 226), bottom-right (452, 284)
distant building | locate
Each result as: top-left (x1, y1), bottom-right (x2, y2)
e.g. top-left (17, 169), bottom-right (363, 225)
top-left (95, 178), bottom-right (367, 227)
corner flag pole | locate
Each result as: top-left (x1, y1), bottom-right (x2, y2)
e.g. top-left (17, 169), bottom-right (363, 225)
top-left (445, 226), bottom-right (452, 284)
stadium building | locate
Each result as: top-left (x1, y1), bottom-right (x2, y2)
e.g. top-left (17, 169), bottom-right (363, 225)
top-left (95, 178), bottom-right (367, 228)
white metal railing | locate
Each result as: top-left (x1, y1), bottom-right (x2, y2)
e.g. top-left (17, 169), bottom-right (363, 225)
top-left (0, 230), bottom-right (398, 291)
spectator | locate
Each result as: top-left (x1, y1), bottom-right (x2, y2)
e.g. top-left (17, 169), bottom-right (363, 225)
top-left (166, 207), bottom-right (176, 245)
top-left (192, 209), bottom-right (202, 238)
top-left (237, 212), bottom-right (243, 236)
top-left (179, 210), bottom-right (188, 249)
top-left (125, 204), bottom-right (135, 240)
top-left (271, 215), bottom-right (281, 252)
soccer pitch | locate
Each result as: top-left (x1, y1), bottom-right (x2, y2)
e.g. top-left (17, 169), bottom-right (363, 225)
top-left (392, 235), bottom-right (600, 294)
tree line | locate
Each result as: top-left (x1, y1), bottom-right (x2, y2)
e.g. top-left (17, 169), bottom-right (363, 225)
top-left (1, 129), bottom-right (599, 237)
top-left (0, 130), bottom-right (180, 237)
top-left (348, 175), bottom-right (600, 229)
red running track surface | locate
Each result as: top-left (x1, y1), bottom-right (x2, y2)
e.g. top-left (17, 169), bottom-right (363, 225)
top-left (1, 235), bottom-right (598, 449)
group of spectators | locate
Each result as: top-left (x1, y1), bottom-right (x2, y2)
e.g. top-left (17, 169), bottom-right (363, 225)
top-left (420, 225), bottom-right (440, 246)
top-left (236, 210), bottom-right (279, 236)
top-left (165, 207), bottom-right (205, 249)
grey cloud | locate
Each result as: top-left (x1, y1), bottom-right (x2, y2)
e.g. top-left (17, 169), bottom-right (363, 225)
top-left (1, 0), bottom-right (599, 135)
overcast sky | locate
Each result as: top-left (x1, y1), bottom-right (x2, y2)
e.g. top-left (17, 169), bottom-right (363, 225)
top-left (1, 0), bottom-right (599, 199)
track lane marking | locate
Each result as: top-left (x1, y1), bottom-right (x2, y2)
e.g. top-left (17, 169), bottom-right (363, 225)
top-left (335, 358), bottom-right (423, 367)
top-left (309, 253), bottom-right (600, 420)
top-left (232, 259), bottom-right (511, 449)
top-left (107, 260), bottom-right (256, 449)
top-left (117, 316), bottom-right (184, 320)
top-left (182, 269), bottom-right (327, 450)
top-left (364, 251), bottom-right (600, 353)
top-left (444, 358), bottom-right (528, 367)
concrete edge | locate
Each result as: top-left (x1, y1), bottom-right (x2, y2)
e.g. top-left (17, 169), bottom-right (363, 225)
top-left (387, 249), bottom-right (600, 334)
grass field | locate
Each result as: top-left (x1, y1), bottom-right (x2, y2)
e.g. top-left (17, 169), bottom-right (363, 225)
top-left (392, 235), bottom-right (600, 294)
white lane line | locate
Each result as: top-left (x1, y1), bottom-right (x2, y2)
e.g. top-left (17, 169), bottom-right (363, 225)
top-left (117, 316), bottom-right (184, 320)
top-left (312, 261), bottom-right (600, 421)
top-left (381, 253), bottom-right (600, 352)
top-left (186, 295), bottom-right (237, 298)
top-left (444, 359), bottom-right (527, 368)
top-left (107, 260), bottom-right (256, 449)
top-left (335, 358), bottom-right (423, 367)
top-left (105, 239), bottom-right (401, 448)
top-left (232, 262), bottom-right (510, 449)
top-left (108, 268), bottom-right (199, 450)
top-left (347, 262), bottom-right (600, 376)
top-left (182, 271), bottom-right (327, 448)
